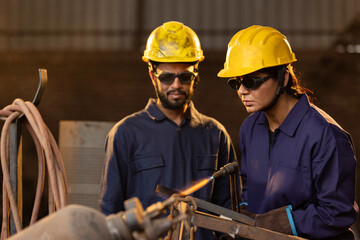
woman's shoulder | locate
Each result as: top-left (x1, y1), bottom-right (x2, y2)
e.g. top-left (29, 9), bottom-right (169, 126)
top-left (308, 105), bottom-right (351, 141)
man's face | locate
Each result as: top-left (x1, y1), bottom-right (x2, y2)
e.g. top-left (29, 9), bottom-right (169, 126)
top-left (151, 63), bottom-right (196, 110)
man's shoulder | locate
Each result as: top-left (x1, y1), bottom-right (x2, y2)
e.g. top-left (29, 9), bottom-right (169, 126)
top-left (121, 109), bottom-right (148, 124)
top-left (194, 111), bottom-right (228, 132)
top-left (109, 109), bottom-right (149, 135)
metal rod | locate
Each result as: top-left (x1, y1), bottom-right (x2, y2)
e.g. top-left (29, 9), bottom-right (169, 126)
top-left (9, 119), bottom-right (22, 236)
top-left (33, 69), bottom-right (47, 106)
top-left (229, 173), bottom-right (239, 212)
top-left (155, 185), bottom-right (255, 226)
top-left (193, 211), bottom-right (307, 240)
top-left (191, 195), bottom-right (255, 226)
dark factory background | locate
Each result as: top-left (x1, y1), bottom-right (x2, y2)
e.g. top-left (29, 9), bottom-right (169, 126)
top-left (0, 0), bottom-right (360, 232)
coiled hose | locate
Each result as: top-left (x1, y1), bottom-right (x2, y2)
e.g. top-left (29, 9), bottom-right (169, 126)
top-left (0, 98), bottom-right (68, 239)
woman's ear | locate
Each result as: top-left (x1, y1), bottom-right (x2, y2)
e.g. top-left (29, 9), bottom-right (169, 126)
top-left (283, 71), bottom-right (290, 87)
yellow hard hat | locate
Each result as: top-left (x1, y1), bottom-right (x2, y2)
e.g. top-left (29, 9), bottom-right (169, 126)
top-left (142, 21), bottom-right (204, 63)
top-left (218, 25), bottom-right (296, 78)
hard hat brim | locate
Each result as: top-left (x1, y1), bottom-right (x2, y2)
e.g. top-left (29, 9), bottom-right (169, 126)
top-left (142, 56), bottom-right (204, 63)
top-left (217, 59), bottom-right (296, 78)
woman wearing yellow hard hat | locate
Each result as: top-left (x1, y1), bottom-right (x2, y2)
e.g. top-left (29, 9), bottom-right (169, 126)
top-left (218, 25), bottom-right (357, 239)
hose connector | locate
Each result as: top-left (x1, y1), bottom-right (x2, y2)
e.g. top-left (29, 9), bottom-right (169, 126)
top-left (212, 162), bottom-right (239, 179)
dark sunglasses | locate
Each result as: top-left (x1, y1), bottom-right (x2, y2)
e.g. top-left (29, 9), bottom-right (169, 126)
top-left (154, 71), bottom-right (198, 84)
top-left (227, 75), bottom-right (272, 90)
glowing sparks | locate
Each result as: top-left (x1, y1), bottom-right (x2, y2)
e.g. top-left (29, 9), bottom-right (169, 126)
top-left (180, 176), bottom-right (213, 196)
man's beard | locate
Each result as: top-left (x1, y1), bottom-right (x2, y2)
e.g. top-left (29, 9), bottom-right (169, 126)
top-left (155, 86), bottom-right (192, 110)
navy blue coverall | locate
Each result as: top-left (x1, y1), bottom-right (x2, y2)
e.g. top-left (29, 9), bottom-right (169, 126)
top-left (240, 94), bottom-right (358, 239)
top-left (99, 99), bottom-right (237, 239)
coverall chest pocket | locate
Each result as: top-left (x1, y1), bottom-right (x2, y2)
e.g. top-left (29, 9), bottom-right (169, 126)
top-left (267, 162), bottom-right (309, 206)
top-left (196, 155), bottom-right (216, 178)
top-left (131, 154), bottom-right (164, 201)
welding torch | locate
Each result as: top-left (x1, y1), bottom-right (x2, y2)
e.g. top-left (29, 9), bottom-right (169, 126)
top-left (212, 161), bottom-right (239, 179)
top-left (212, 162), bottom-right (241, 212)
top-left (157, 162), bottom-right (241, 212)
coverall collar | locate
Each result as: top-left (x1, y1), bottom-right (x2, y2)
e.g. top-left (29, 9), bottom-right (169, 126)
top-left (258, 94), bottom-right (310, 137)
top-left (145, 98), bottom-right (204, 124)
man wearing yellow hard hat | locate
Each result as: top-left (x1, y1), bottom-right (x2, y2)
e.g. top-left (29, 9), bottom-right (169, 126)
top-left (218, 25), bottom-right (358, 239)
top-left (99, 21), bottom-right (237, 239)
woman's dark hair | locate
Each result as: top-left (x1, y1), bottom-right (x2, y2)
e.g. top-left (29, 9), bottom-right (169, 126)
top-left (258, 64), bottom-right (314, 103)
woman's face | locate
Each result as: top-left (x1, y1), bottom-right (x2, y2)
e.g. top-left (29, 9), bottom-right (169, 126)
top-left (237, 72), bottom-right (278, 113)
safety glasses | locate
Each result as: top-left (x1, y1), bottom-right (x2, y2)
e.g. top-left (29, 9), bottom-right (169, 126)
top-left (154, 71), bottom-right (198, 84)
top-left (227, 75), bottom-right (272, 90)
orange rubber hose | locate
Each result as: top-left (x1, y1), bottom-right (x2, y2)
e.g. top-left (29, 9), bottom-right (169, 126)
top-left (0, 99), bottom-right (68, 239)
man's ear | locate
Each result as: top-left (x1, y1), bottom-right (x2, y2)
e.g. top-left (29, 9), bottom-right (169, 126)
top-left (193, 75), bottom-right (199, 89)
top-left (149, 70), bottom-right (156, 85)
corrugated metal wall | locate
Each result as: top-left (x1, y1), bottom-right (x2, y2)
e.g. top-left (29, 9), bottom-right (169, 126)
top-left (0, 0), bottom-right (359, 51)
